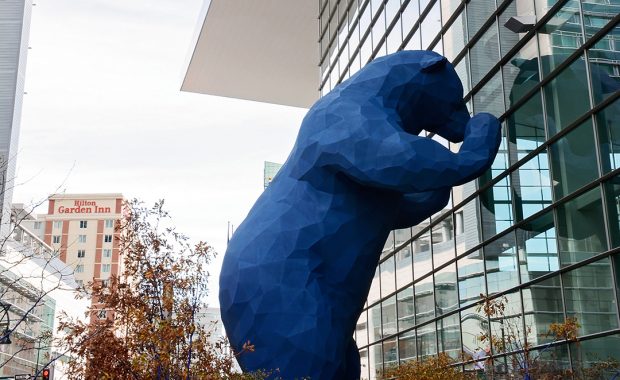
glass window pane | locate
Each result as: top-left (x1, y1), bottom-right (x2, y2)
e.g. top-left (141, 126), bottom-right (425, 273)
top-left (489, 291), bottom-right (524, 355)
top-left (402, 0), bottom-right (420, 37)
top-left (498, 0), bottom-right (536, 58)
top-left (556, 187), bottom-right (607, 266)
top-left (517, 211), bottom-right (559, 282)
top-left (605, 174), bottom-right (620, 248)
top-left (417, 322), bottom-right (437, 359)
top-left (503, 37), bottom-right (540, 108)
top-left (395, 229), bottom-right (413, 288)
top-left (397, 286), bottom-right (415, 331)
top-left (538, 0), bottom-right (584, 78)
top-left (570, 334), bottom-right (620, 379)
top-left (473, 71), bottom-right (505, 117)
top-left (435, 263), bottom-right (458, 315)
top-left (421, 0), bottom-right (441, 49)
top-left (454, 192), bottom-right (482, 255)
top-left (481, 175), bottom-right (514, 241)
top-left (413, 229), bottom-right (432, 279)
top-left (415, 274), bottom-right (435, 323)
top-left (458, 250), bottom-right (486, 307)
top-left (386, 16), bottom-right (403, 53)
top-left (512, 152), bottom-right (553, 221)
top-left (455, 53), bottom-right (471, 94)
top-left (441, 0), bottom-right (461, 25)
top-left (522, 275), bottom-right (564, 346)
top-left (369, 267), bottom-right (381, 304)
top-left (596, 98), bottom-right (620, 174)
top-left (562, 257), bottom-right (619, 335)
top-left (370, 303), bottom-right (383, 342)
top-left (550, 118), bottom-right (599, 200)
top-left (383, 296), bottom-right (398, 337)
top-left (383, 337), bottom-right (398, 369)
top-left (368, 342), bottom-right (383, 379)
top-left (443, 11), bottom-right (467, 61)
top-left (461, 304), bottom-right (489, 362)
top-left (544, 56), bottom-right (591, 136)
top-left (467, 0), bottom-right (496, 39)
top-left (527, 343), bottom-right (571, 376)
top-left (485, 233), bottom-right (520, 294)
top-left (588, 24), bottom-right (620, 106)
top-left (432, 216), bottom-right (456, 269)
top-left (507, 90), bottom-right (546, 160)
top-left (398, 331), bottom-right (417, 362)
top-left (356, 309), bottom-right (369, 347)
top-left (437, 313), bottom-right (461, 359)
top-left (470, 22), bottom-right (500, 88)
top-left (381, 256), bottom-right (396, 297)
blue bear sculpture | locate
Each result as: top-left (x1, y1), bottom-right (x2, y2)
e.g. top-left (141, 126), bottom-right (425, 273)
top-left (219, 50), bottom-right (502, 379)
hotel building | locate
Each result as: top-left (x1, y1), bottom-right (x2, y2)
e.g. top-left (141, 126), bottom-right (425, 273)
top-left (24, 194), bottom-right (124, 298)
top-left (183, 0), bottom-right (619, 378)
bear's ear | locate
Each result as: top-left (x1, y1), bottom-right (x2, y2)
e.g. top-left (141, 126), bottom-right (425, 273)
top-left (420, 55), bottom-right (448, 73)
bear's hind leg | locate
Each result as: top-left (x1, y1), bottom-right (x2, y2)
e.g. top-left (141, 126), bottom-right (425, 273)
top-left (342, 338), bottom-right (361, 380)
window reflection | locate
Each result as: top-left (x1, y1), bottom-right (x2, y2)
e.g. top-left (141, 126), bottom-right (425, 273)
top-left (604, 174), bottom-right (620, 248)
top-left (413, 229), bottom-right (432, 278)
top-left (597, 98), bottom-right (620, 174)
top-left (470, 23), bottom-right (500, 88)
top-left (556, 187), bottom-right (607, 267)
top-left (437, 314), bottom-right (461, 359)
top-left (538, 0), bottom-right (583, 77)
top-left (563, 257), bottom-right (619, 335)
top-left (415, 274), bottom-right (435, 323)
top-left (395, 229), bottom-right (413, 288)
top-left (458, 250), bottom-right (486, 307)
top-left (523, 275), bottom-right (564, 345)
top-left (485, 233), bottom-right (520, 294)
top-left (435, 263), bottom-right (458, 315)
top-left (398, 331), bottom-right (417, 362)
top-left (381, 256), bottom-right (396, 297)
top-left (544, 56), bottom-right (590, 136)
top-left (549, 119), bottom-right (599, 200)
top-left (516, 211), bottom-right (559, 282)
top-left (432, 216), bottom-right (455, 268)
top-left (397, 286), bottom-right (415, 331)
top-left (481, 175), bottom-right (514, 241)
top-left (417, 322), bottom-right (437, 359)
top-left (382, 296), bottom-right (398, 337)
top-left (513, 152), bottom-right (553, 221)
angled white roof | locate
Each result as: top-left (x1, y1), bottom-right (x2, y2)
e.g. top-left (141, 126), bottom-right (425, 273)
top-left (182, 0), bottom-right (319, 108)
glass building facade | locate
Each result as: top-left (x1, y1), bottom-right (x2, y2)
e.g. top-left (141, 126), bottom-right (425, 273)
top-left (318, 0), bottom-right (619, 378)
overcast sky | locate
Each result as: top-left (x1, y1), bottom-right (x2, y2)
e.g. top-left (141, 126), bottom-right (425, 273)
top-left (16, 0), bottom-right (306, 306)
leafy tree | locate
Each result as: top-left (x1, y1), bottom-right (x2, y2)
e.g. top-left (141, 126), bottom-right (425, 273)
top-left (58, 200), bottom-right (265, 379)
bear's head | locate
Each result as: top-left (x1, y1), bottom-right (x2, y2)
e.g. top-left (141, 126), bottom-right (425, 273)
top-left (395, 51), bottom-right (470, 143)
top-left (353, 50), bottom-right (470, 143)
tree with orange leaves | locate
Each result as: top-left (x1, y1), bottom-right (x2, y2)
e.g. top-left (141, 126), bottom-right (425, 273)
top-left (57, 199), bottom-right (266, 379)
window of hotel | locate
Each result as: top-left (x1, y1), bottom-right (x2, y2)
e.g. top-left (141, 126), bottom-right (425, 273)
top-left (77, 249), bottom-right (85, 258)
top-left (103, 249), bottom-right (112, 258)
top-left (78, 235), bottom-right (87, 243)
top-left (79, 220), bottom-right (88, 228)
top-left (52, 235), bottom-right (61, 244)
top-left (33, 221), bottom-right (42, 229)
top-left (75, 265), bottom-right (84, 273)
top-left (104, 234), bottom-right (112, 243)
top-left (102, 264), bottom-right (111, 273)
top-left (54, 221), bottom-right (62, 229)
top-left (105, 219), bottom-right (114, 228)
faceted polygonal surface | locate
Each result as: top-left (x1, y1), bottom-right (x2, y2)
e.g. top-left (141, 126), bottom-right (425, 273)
top-left (219, 50), bottom-right (502, 379)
